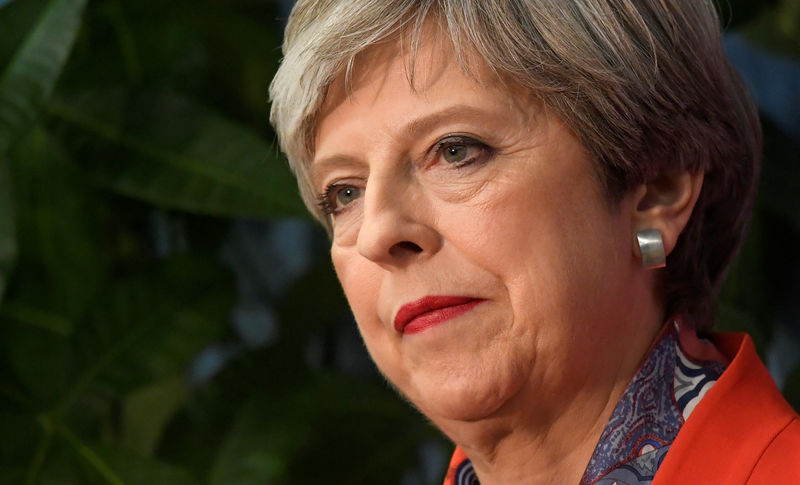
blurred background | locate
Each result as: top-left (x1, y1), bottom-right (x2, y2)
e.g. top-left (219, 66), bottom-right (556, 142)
top-left (0, 0), bottom-right (797, 483)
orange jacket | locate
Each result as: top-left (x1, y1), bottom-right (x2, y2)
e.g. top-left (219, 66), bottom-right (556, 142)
top-left (652, 333), bottom-right (800, 484)
top-left (444, 333), bottom-right (800, 484)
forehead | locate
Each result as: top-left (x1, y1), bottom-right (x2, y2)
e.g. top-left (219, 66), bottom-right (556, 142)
top-left (311, 31), bottom-right (539, 176)
top-left (318, 29), bottom-right (486, 120)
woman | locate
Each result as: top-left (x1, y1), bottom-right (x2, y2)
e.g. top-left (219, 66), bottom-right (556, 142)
top-left (269, 1), bottom-right (800, 483)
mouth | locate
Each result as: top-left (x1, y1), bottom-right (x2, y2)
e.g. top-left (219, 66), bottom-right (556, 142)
top-left (394, 296), bottom-right (486, 335)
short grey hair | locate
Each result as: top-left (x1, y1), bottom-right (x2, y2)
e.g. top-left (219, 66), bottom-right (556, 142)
top-left (269, 0), bottom-right (761, 330)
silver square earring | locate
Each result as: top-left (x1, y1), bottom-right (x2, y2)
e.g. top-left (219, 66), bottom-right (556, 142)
top-left (636, 229), bottom-right (666, 269)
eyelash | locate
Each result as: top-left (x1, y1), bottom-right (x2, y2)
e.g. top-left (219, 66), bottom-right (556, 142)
top-left (432, 135), bottom-right (494, 168)
top-left (316, 184), bottom-right (343, 216)
top-left (316, 135), bottom-right (494, 217)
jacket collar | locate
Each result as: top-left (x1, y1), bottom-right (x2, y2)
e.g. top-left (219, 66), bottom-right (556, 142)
top-left (652, 333), bottom-right (797, 484)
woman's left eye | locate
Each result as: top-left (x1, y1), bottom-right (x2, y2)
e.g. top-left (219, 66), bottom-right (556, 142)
top-left (435, 136), bottom-right (493, 167)
top-left (443, 144), bottom-right (469, 164)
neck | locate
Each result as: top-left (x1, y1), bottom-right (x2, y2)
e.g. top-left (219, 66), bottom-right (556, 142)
top-left (446, 375), bottom-right (628, 484)
top-left (438, 306), bottom-right (663, 484)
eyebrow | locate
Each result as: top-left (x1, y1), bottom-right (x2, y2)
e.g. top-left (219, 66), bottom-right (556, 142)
top-left (310, 155), bottom-right (364, 189)
top-left (402, 104), bottom-right (497, 138)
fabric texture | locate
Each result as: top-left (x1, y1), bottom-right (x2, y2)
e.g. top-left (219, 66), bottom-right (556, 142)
top-left (581, 319), bottom-right (727, 484)
top-left (443, 328), bottom-right (800, 485)
top-left (651, 332), bottom-right (800, 485)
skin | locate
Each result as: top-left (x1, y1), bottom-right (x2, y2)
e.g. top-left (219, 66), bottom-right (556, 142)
top-left (311, 31), bottom-right (702, 485)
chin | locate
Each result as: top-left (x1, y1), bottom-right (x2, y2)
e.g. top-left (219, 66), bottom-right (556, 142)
top-left (410, 361), bottom-right (528, 424)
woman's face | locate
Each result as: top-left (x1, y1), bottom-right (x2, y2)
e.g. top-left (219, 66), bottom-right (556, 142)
top-left (312, 36), bottom-right (650, 429)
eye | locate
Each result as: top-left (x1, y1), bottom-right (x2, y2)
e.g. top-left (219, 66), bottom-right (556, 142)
top-left (316, 182), bottom-right (363, 216)
top-left (434, 135), bottom-right (493, 168)
top-left (335, 186), bottom-right (362, 207)
top-left (443, 144), bottom-right (469, 164)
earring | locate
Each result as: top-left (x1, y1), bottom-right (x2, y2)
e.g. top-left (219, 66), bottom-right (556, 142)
top-left (636, 229), bottom-right (666, 269)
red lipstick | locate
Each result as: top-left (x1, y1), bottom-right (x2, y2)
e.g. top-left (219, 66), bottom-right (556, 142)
top-left (394, 296), bottom-right (485, 335)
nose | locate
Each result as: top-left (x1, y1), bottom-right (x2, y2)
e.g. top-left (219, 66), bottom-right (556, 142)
top-left (356, 176), bottom-right (442, 268)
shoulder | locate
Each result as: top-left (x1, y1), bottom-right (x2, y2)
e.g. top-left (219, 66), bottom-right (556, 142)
top-left (748, 417), bottom-right (800, 484)
top-left (654, 332), bottom-right (800, 485)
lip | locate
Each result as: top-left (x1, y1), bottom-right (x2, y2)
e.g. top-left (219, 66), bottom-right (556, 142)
top-left (393, 296), bottom-right (486, 335)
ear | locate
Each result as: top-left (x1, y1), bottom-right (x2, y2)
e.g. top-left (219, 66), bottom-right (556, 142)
top-left (631, 170), bottom-right (704, 259)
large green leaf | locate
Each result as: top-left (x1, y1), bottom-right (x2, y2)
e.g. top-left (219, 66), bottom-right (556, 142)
top-left (121, 376), bottom-right (188, 456)
top-left (0, 155), bottom-right (14, 303)
top-left (90, 445), bottom-right (197, 485)
top-left (0, 409), bottom-right (43, 482)
top-left (4, 127), bottom-right (107, 330)
top-left (209, 376), bottom-right (442, 485)
top-left (0, 0), bottom-right (86, 306)
top-left (1, 128), bottom-right (105, 404)
top-left (0, 0), bottom-right (49, 84)
top-left (0, 0), bottom-right (86, 153)
top-left (29, 433), bottom-right (197, 485)
top-left (2, 319), bottom-right (73, 404)
top-left (49, 89), bottom-right (306, 219)
top-left (55, 251), bottom-right (233, 411)
top-left (0, 252), bottom-right (232, 480)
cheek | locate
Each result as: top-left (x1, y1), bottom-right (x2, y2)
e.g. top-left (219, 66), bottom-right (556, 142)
top-left (442, 166), bottom-right (620, 318)
top-left (332, 249), bottom-right (372, 314)
top-left (332, 249), bottom-right (413, 389)
top-left (331, 248), bottom-right (387, 343)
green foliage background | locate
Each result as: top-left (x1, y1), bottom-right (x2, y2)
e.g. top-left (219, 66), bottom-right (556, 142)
top-left (0, 0), bottom-right (797, 483)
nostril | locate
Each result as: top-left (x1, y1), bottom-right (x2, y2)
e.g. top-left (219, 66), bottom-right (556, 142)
top-left (389, 240), bottom-right (423, 257)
